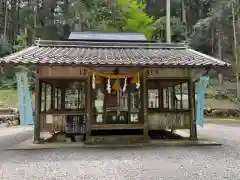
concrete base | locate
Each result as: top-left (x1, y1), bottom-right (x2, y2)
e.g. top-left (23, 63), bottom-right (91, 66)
top-left (189, 136), bottom-right (198, 140)
top-left (85, 135), bottom-right (150, 145)
top-left (33, 140), bottom-right (41, 144)
top-left (7, 139), bottom-right (222, 150)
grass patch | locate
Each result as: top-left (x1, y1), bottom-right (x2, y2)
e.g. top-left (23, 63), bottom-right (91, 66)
top-left (0, 89), bottom-right (18, 108)
top-left (0, 89), bottom-right (35, 108)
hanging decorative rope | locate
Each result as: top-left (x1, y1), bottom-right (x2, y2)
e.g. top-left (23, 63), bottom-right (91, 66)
top-left (123, 78), bottom-right (127, 92)
top-left (112, 79), bottom-right (120, 91)
top-left (92, 73), bottom-right (96, 89)
top-left (136, 72), bottom-right (140, 89)
top-left (106, 78), bottom-right (111, 94)
top-left (80, 67), bottom-right (147, 79)
top-left (87, 67), bottom-right (146, 92)
top-left (95, 75), bottom-right (103, 84)
top-left (131, 74), bottom-right (137, 84)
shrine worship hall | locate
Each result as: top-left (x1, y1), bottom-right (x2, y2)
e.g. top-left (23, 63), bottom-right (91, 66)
top-left (0, 32), bottom-right (230, 144)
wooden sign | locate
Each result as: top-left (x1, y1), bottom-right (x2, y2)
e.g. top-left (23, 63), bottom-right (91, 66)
top-left (38, 66), bottom-right (88, 78)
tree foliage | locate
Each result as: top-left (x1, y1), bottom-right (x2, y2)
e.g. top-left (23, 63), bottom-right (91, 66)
top-left (151, 16), bottom-right (186, 42)
top-left (117, 0), bottom-right (154, 38)
top-left (0, 39), bottom-right (12, 57)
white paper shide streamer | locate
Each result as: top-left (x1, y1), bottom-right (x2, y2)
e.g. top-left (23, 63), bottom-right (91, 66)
top-left (106, 78), bottom-right (111, 94)
top-left (136, 72), bottom-right (140, 89)
top-left (92, 73), bottom-right (96, 89)
top-left (123, 78), bottom-right (127, 92)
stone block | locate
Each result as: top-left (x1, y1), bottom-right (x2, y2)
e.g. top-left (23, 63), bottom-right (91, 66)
top-left (57, 134), bottom-right (66, 142)
top-left (75, 135), bottom-right (83, 142)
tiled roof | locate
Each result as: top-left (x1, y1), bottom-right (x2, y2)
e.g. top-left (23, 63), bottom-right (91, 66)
top-left (0, 40), bottom-right (231, 67)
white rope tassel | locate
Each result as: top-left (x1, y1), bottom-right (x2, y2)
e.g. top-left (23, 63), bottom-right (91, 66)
top-left (136, 72), bottom-right (140, 89)
top-left (106, 78), bottom-right (111, 94)
top-left (123, 78), bottom-right (127, 92)
top-left (0, 66), bottom-right (4, 74)
top-left (36, 38), bottom-right (41, 47)
top-left (92, 73), bottom-right (96, 89)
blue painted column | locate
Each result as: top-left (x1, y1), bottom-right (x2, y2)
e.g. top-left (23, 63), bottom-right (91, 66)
top-left (195, 76), bottom-right (209, 128)
top-left (16, 72), bottom-right (34, 125)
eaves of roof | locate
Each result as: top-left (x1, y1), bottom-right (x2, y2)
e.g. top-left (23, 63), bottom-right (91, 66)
top-left (0, 40), bottom-right (231, 68)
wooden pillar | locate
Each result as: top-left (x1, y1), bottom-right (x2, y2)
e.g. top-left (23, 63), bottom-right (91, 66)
top-left (142, 71), bottom-right (149, 137)
top-left (33, 71), bottom-right (41, 144)
top-left (85, 72), bottom-right (92, 142)
top-left (193, 82), bottom-right (197, 138)
top-left (189, 73), bottom-right (197, 140)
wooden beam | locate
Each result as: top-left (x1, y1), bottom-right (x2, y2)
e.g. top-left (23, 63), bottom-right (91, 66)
top-left (33, 75), bottom-right (41, 144)
top-left (86, 73), bottom-right (92, 141)
top-left (189, 73), bottom-right (197, 140)
top-left (91, 124), bottom-right (143, 130)
top-left (142, 71), bottom-right (149, 136)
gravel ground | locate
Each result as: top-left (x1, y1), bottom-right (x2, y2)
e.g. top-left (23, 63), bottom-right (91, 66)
top-left (0, 124), bottom-right (240, 180)
top-left (0, 125), bottom-right (33, 150)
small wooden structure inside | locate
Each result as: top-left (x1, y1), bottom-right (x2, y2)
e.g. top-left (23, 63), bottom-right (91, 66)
top-left (0, 33), bottom-right (230, 144)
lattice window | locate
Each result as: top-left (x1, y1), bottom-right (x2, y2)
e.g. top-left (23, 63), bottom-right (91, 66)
top-left (147, 80), bottom-right (190, 112)
top-left (40, 80), bottom-right (86, 112)
top-left (65, 81), bottom-right (85, 109)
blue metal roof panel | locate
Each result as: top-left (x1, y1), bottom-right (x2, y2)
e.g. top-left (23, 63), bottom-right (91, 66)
top-left (68, 32), bottom-right (147, 41)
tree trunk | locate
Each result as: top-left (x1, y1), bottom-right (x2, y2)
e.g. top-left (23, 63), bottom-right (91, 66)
top-left (218, 30), bottom-right (223, 85)
top-left (181, 0), bottom-right (188, 40)
top-left (166, 0), bottom-right (171, 43)
top-left (10, 0), bottom-right (17, 45)
top-left (64, 0), bottom-right (69, 18)
top-left (211, 27), bottom-right (215, 54)
top-left (36, 0), bottom-right (40, 27)
top-left (232, 1), bottom-right (239, 98)
top-left (3, 0), bottom-right (8, 41)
